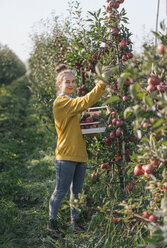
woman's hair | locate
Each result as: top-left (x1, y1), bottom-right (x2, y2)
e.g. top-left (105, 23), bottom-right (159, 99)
top-left (55, 64), bottom-right (75, 87)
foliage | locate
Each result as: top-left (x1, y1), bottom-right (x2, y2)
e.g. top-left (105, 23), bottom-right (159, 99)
top-left (120, 21), bottom-right (167, 247)
top-left (0, 44), bottom-right (26, 86)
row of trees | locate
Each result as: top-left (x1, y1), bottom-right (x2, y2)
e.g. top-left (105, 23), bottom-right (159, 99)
top-left (0, 44), bottom-right (26, 86)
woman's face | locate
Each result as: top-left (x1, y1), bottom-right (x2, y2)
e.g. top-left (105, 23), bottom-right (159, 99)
top-left (58, 73), bottom-right (76, 96)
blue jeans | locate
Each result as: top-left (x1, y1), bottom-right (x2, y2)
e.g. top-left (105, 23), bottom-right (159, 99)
top-left (49, 160), bottom-right (86, 221)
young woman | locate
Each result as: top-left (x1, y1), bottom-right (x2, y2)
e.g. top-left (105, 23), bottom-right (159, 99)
top-left (47, 64), bottom-right (108, 238)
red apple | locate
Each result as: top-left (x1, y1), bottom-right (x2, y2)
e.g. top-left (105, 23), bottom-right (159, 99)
top-left (82, 59), bottom-right (87, 64)
top-left (116, 128), bottom-right (121, 136)
top-left (92, 54), bottom-right (98, 60)
top-left (149, 215), bottom-right (157, 223)
top-left (125, 184), bottom-right (133, 192)
top-left (111, 112), bottom-right (117, 118)
top-left (124, 79), bottom-right (131, 86)
top-left (147, 76), bottom-right (161, 86)
top-left (157, 43), bottom-right (164, 55)
top-left (144, 171), bottom-right (149, 178)
top-left (84, 72), bottom-right (89, 78)
top-left (104, 137), bottom-right (111, 146)
top-left (85, 117), bottom-right (94, 123)
top-left (116, 119), bottom-right (123, 127)
top-left (123, 95), bottom-right (130, 101)
top-left (111, 27), bottom-right (119, 36)
top-left (106, 1), bottom-right (113, 11)
top-left (112, 118), bottom-right (117, 125)
top-left (108, 124), bottom-right (113, 129)
top-left (146, 85), bottom-right (156, 93)
top-left (113, 2), bottom-right (120, 9)
top-left (122, 54), bottom-right (128, 61)
top-left (150, 158), bottom-right (160, 167)
top-left (101, 163), bottom-right (106, 169)
top-left (157, 85), bottom-right (167, 93)
top-left (127, 52), bottom-right (133, 59)
top-left (106, 165), bottom-right (111, 171)
top-left (110, 131), bottom-right (115, 139)
top-left (108, 13), bottom-right (114, 20)
top-left (88, 63), bottom-right (93, 69)
top-left (120, 39), bottom-right (128, 48)
top-left (112, 216), bottom-right (119, 224)
top-left (142, 122), bottom-right (150, 128)
top-left (144, 164), bottom-right (154, 174)
top-left (162, 184), bottom-right (167, 193)
top-left (134, 165), bottom-right (144, 176)
top-left (80, 85), bottom-right (87, 90)
top-left (131, 179), bottom-right (138, 185)
top-left (142, 211), bottom-right (150, 219)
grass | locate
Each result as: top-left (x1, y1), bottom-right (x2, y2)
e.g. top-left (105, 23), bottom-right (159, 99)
top-left (0, 76), bottom-right (58, 248)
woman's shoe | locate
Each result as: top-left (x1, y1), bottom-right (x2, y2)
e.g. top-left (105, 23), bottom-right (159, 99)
top-left (47, 219), bottom-right (65, 239)
top-left (71, 219), bottom-right (85, 233)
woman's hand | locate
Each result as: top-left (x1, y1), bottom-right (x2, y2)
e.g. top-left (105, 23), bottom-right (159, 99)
top-left (95, 63), bottom-right (112, 84)
top-left (102, 66), bottom-right (112, 79)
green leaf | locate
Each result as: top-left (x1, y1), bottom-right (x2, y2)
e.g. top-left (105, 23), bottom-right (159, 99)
top-left (95, 75), bottom-right (107, 83)
top-left (144, 96), bottom-right (153, 107)
top-left (124, 107), bottom-right (133, 119)
top-left (87, 19), bottom-right (93, 22)
top-left (161, 140), bottom-right (167, 146)
top-left (152, 119), bottom-right (164, 129)
top-left (160, 20), bottom-right (166, 31)
top-left (97, 8), bottom-right (101, 17)
top-left (137, 92), bottom-right (146, 98)
top-left (129, 83), bottom-right (140, 98)
top-left (141, 137), bottom-right (149, 144)
top-left (104, 96), bottom-right (120, 105)
top-left (88, 11), bottom-right (95, 17)
top-left (117, 77), bottom-right (125, 89)
top-left (103, 200), bottom-right (111, 208)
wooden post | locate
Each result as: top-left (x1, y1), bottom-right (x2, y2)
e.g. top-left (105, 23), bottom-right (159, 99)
top-left (155, 0), bottom-right (160, 46)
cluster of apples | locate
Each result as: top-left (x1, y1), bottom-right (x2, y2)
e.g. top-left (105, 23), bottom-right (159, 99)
top-left (146, 75), bottom-right (167, 93)
top-left (58, 42), bottom-right (66, 60)
top-left (142, 211), bottom-right (157, 223)
top-left (106, 0), bottom-right (133, 62)
top-left (76, 85), bottom-right (88, 96)
top-left (125, 178), bottom-right (138, 192)
top-left (133, 157), bottom-right (161, 177)
top-left (80, 111), bottom-right (104, 129)
top-left (100, 163), bottom-right (112, 171)
top-left (133, 162), bottom-right (156, 179)
top-left (104, 111), bottom-right (124, 146)
top-left (106, 0), bottom-right (124, 11)
top-left (91, 171), bottom-right (99, 180)
top-left (82, 53), bottom-right (99, 76)
top-left (74, 53), bottom-right (99, 79)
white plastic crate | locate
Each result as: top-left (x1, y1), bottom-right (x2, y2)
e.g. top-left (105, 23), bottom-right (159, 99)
top-left (80, 106), bottom-right (108, 135)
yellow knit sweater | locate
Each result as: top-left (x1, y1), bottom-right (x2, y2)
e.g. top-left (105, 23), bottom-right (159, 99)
top-left (53, 81), bottom-right (106, 162)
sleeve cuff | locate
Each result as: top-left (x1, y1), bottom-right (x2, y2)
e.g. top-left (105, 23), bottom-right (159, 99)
top-left (96, 80), bottom-right (106, 90)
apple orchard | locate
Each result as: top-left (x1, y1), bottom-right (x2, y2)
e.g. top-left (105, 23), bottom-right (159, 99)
top-left (29, 0), bottom-right (167, 247)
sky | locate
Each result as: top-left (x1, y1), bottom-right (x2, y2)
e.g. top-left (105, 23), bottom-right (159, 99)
top-left (0, 0), bottom-right (166, 63)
